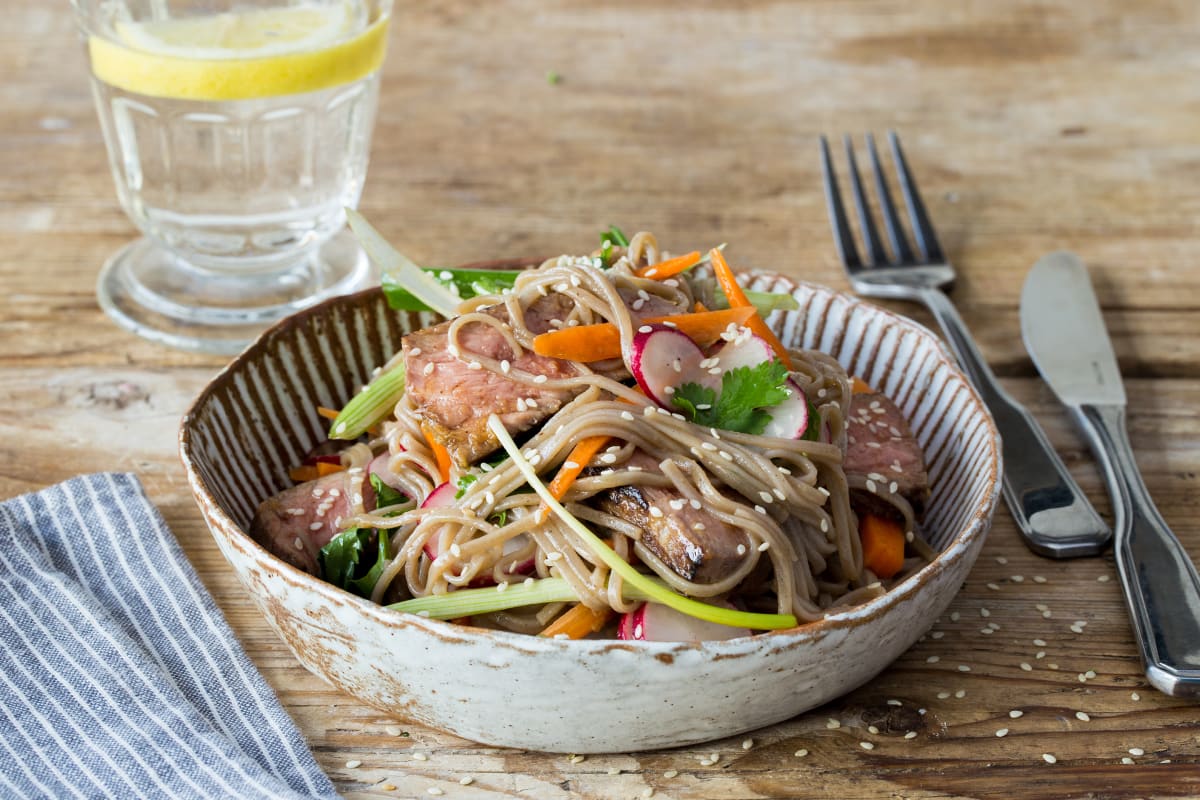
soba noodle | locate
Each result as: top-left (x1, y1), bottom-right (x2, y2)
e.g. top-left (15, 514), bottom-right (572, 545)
top-left (325, 235), bottom-right (922, 631)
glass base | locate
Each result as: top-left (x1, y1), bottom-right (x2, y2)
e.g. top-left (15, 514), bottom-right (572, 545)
top-left (96, 229), bottom-right (376, 355)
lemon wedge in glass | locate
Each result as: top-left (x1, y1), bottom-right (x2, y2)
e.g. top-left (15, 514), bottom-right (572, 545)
top-left (88, 2), bottom-right (389, 101)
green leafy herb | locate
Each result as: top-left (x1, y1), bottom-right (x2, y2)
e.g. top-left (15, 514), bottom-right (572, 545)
top-left (319, 526), bottom-right (393, 598)
top-left (801, 400), bottom-right (822, 442)
top-left (370, 473), bottom-right (407, 511)
top-left (382, 268), bottom-right (523, 312)
top-left (672, 359), bottom-right (791, 435)
top-left (604, 225), bottom-right (629, 248)
top-left (455, 473), bottom-right (478, 499)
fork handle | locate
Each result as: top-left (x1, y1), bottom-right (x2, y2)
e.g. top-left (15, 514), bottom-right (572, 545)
top-left (917, 286), bottom-right (1111, 557)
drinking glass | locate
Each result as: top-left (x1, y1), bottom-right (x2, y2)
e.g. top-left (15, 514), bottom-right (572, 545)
top-left (71, 0), bottom-right (392, 354)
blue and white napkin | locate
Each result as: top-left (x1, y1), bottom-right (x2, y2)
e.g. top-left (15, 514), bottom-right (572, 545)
top-left (0, 473), bottom-right (340, 800)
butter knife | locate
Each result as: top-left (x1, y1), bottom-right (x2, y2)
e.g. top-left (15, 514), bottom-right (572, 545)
top-left (1021, 251), bottom-right (1200, 697)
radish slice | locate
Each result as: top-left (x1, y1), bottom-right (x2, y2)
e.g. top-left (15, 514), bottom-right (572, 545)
top-left (762, 378), bottom-right (810, 440)
top-left (628, 324), bottom-right (706, 407)
top-left (617, 601), bottom-right (751, 642)
top-left (421, 482), bottom-right (456, 560)
top-left (706, 332), bottom-right (776, 383)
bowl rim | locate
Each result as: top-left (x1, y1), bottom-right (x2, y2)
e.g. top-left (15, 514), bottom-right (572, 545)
top-left (179, 270), bottom-right (1002, 655)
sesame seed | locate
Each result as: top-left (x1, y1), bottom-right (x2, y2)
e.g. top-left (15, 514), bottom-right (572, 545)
top-left (649, 506), bottom-right (664, 518)
top-left (422, 362), bottom-right (435, 376)
top-left (1131, 692), bottom-right (1140, 701)
top-left (950, 611), bottom-right (960, 621)
top-left (690, 499), bottom-right (701, 509)
top-left (889, 481), bottom-right (898, 494)
top-left (860, 741), bottom-right (875, 750)
top-left (826, 718), bottom-right (841, 729)
top-left (754, 505), bottom-right (768, 515)
top-left (1076, 712), bottom-right (1090, 721)
top-left (759, 491), bottom-right (774, 503)
top-left (955, 689), bottom-right (966, 699)
top-left (720, 451), bottom-right (734, 461)
top-left (450, 543), bottom-right (462, 557)
top-left (996, 728), bottom-right (1008, 737)
top-left (1098, 574), bottom-right (1111, 582)
top-left (820, 519), bottom-right (830, 533)
top-left (386, 725), bottom-right (403, 736)
top-left (926, 656), bottom-right (940, 663)
top-left (413, 752), bottom-right (428, 761)
top-left (293, 537), bottom-right (304, 551)
top-left (1020, 663), bottom-right (1033, 671)
top-left (742, 738), bottom-right (754, 750)
top-left (1085, 669), bottom-right (1097, 678)
top-left (1121, 757), bottom-right (1134, 765)
top-left (958, 665), bottom-right (971, 672)
top-left (1042, 753), bottom-right (1057, 764)
top-left (794, 749), bottom-right (809, 757)
top-left (664, 769), bottom-right (678, 779)
top-left (600, 453), bottom-right (617, 464)
top-left (757, 541), bottom-right (770, 551)
top-left (568, 753), bottom-right (585, 763)
top-left (1009, 710), bottom-right (1023, 718)
top-left (737, 544), bottom-right (747, 555)
top-left (1129, 747), bottom-right (1145, 756)
top-left (621, 411), bottom-right (635, 421)
top-left (867, 725), bottom-right (879, 734)
top-left (427, 789), bottom-right (443, 796)
top-left (1033, 639), bottom-right (1046, 646)
top-left (980, 608), bottom-right (991, 618)
top-left (534, 375), bottom-right (548, 384)
top-left (467, 360), bottom-right (482, 370)
top-left (937, 691), bottom-right (951, 699)
top-left (308, 522), bottom-right (323, 531)
top-left (459, 776), bottom-right (474, 786)
top-left (888, 699), bottom-right (902, 706)
top-left (638, 325), bottom-right (653, 333)
top-left (995, 556), bottom-right (1009, 565)
top-left (931, 631), bottom-right (945, 639)
top-left (866, 480), bottom-right (877, 493)
top-left (986, 583), bottom-right (1000, 591)
top-left (904, 731), bottom-right (918, 739)
top-left (345, 759), bottom-right (362, 769)
top-left (1033, 575), bottom-right (1048, 583)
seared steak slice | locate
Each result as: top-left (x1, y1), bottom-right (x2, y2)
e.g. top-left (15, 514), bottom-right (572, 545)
top-left (844, 391), bottom-right (930, 519)
top-left (404, 294), bottom-right (583, 466)
top-left (594, 453), bottom-right (751, 584)
top-left (249, 468), bottom-right (379, 574)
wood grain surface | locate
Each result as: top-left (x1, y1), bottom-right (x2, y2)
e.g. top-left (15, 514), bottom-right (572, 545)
top-left (4, 1), bottom-right (1200, 797)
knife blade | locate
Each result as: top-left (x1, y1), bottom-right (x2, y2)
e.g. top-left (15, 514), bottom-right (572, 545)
top-left (1021, 251), bottom-right (1200, 697)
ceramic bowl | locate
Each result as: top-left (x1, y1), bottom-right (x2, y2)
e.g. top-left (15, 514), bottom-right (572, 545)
top-left (179, 269), bottom-right (1001, 753)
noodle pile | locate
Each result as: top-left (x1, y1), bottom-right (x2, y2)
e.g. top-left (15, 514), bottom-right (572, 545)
top-left (336, 234), bottom-right (918, 631)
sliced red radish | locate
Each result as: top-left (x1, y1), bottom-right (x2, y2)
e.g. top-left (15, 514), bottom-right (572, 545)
top-left (762, 378), bottom-right (811, 440)
top-left (628, 324), bottom-right (706, 407)
top-left (700, 331), bottom-right (777, 388)
top-left (368, 452), bottom-right (405, 491)
top-left (421, 482), bottom-right (456, 560)
top-left (616, 601), bottom-right (751, 642)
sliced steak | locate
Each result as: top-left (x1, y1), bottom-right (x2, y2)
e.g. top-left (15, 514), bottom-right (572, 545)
top-left (249, 469), bottom-right (378, 575)
top-left (594, 453), bottom-right (751, 584)
top-left (404, 294), bottom-right (583, 466)
top-left (844, 391), bottom-right (930, 519)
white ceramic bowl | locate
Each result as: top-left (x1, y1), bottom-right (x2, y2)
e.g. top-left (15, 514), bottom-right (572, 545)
top-left (180, 270), bottom-right (1001, 753)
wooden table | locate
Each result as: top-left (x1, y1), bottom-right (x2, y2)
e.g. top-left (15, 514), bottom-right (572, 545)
top-left (5, 1), bottom-right (1199, 797)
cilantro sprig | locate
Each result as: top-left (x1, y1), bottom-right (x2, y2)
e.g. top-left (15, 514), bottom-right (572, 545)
top-left (671, 359), bottom-right (792, 435)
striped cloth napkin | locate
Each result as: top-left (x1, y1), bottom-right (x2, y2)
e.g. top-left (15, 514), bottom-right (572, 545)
top-left (0, 473), bottom-right (339, 800)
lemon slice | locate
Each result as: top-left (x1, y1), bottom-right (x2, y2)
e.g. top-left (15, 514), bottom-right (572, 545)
top-left (88, 3), bottom-right (389, 102)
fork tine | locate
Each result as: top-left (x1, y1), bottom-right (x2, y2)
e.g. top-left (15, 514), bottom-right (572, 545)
top-left (888, 131), bottom-right (945, 263)
top-left (842, 135), bottom-right (890, 267)
top-left (819, 135), bottom-right (862, 270)
top-left (866, 133), bottom-right (915, 265)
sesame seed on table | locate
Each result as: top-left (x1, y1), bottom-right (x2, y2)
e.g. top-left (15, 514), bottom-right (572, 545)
top-left (5, 0), bottom-right (1200, 797)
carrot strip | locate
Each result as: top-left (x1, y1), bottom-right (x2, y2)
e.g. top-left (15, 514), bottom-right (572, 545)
top-left (539, 603), bottom-right (613, 639)
top-left (317, 406), bottom-right (340, 421)
top-left (287, 461), bottom-right (344, 483)
top-left (859, 514), bottom-right (906, 579)
top-left (634, 251), bottom-right (701, 280)
top-left (851, 376), bottom-right (874, 395)
top-left (708, 248), bottom-right (793, 369)
top-left (531, 307), bottom-right (755, 362)
top-left (421, 424), bottom-right (452, 483)
top-left (537, 434), bottom-right (611, 523)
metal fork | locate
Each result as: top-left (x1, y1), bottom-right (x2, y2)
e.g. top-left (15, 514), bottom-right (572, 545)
top-left (820, 132), bottom-right (1110, 558)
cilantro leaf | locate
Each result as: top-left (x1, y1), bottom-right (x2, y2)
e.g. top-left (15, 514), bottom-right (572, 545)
top-left (603, 225), bottom-right (630, 248)
top-left (370, 473), bottom-right (407, 511)
top-left (801, 400), bottom-right (822, 442)
top-left (671, 359), bottom-right (791, 435)
top-left (319, 525), bottom-right (393, 598)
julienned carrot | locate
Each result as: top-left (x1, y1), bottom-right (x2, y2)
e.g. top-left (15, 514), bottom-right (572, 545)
top-left (851, 377), bottom-right (874, 395)
top-left (708, 248), bottom-right (793, 370)
top-left (538, 603), bottom-right (613, 639)
top-left (859, 514), bottom-right (906, 579)
top-left (537, 435), bottom-right (611, 523)
top-left (634, 251), bottom-right (702, 280)
top-left (531, 307), bottom-right (756, 362)
top-left (287, 461), bottom-right (344, 483)
top-left (316, 406), bottom-right (340, 421)
top-left (421, 424), bottom-right (452, 483)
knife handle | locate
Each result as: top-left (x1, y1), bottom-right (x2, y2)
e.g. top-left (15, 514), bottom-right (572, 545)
top-left (1072, 403), bottom-right (1200, 697)
top-left (917, 287), bottom-right (1111, 557)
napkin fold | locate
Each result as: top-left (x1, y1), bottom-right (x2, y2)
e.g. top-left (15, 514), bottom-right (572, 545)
top-left (0, 473), bottom-right (340, 800)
